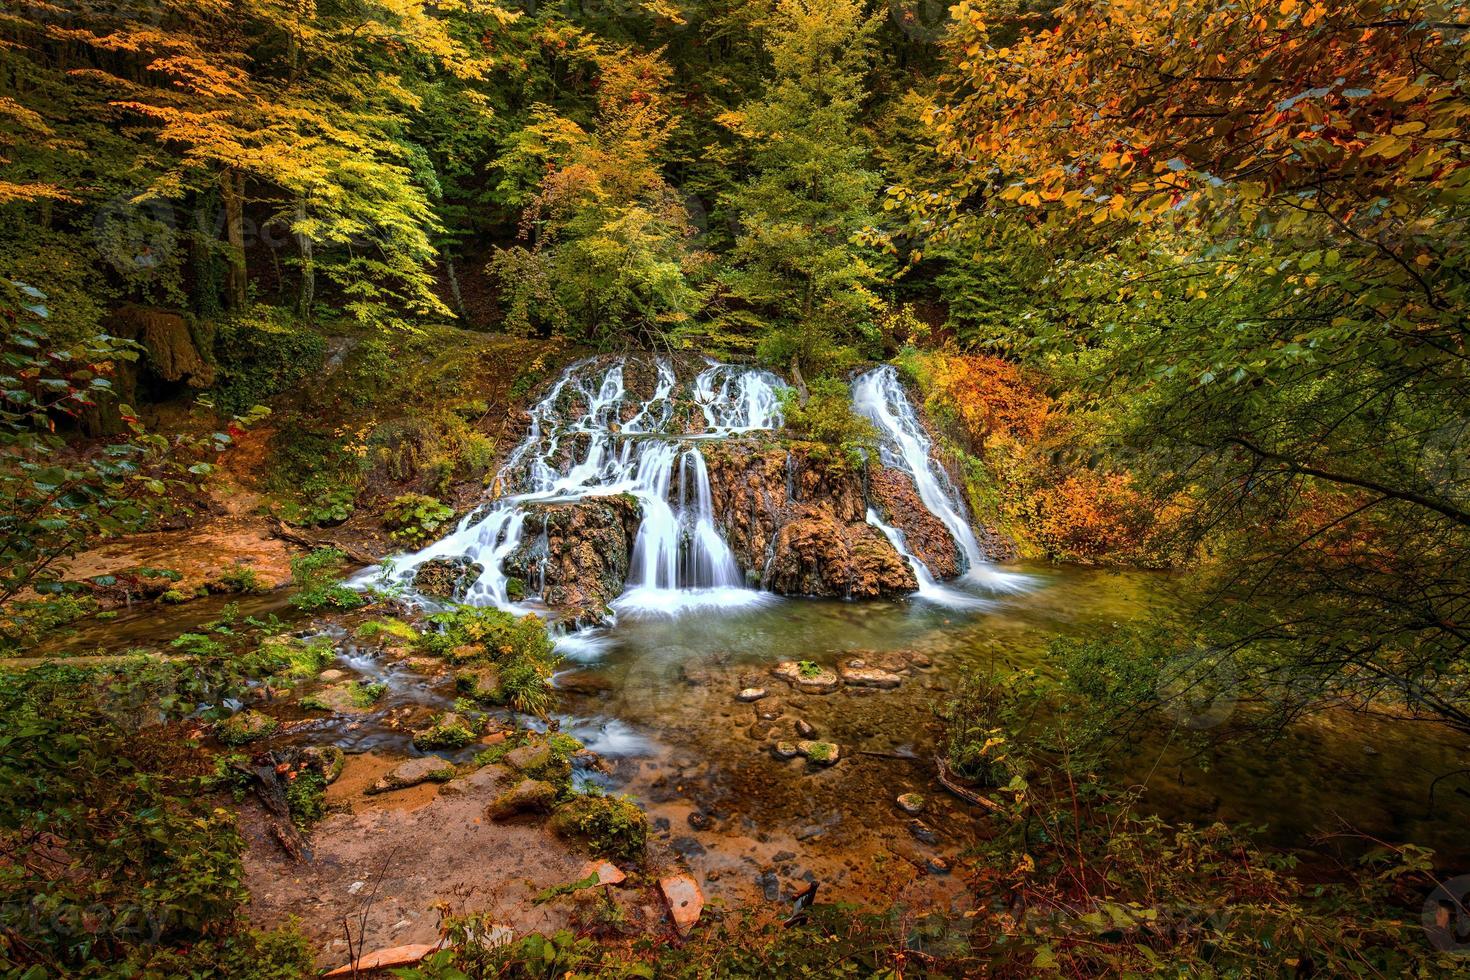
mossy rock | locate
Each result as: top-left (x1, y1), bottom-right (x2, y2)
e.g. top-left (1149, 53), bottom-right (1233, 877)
top-left (217, 710), bottom-right (279, 746)
top-left (548, 794), bottom-right (648, 862)
top-left (456, 666), bottom-right (503, 703)
top-left (412, 711), bottom-right (478, 750)
top-left (486, 778), bottom-right (558, 819)
top-left (301, 680), bottom-right (385, 713)
top-left (300, 745), bottom-right (347, 784)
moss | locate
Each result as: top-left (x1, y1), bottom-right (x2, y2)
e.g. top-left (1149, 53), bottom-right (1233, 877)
top-left (216, 710), bottom-right (279, 746)
top-left (420, 605), bottom-right (559, 716)
top-left (355, 617), bottom-right (419, 644)
top-left (350, 681), bottom-right (387, 707)
top-left (548, 793), bottom-right (648, 862)
top-left (412, 712), bottom-right (478, 750)
top-left (160, 589), bottom-right (191, 604)
top-left (797, 660), bottom-right (822, 678)
top-left (286, 770), bottom-right (327, 828)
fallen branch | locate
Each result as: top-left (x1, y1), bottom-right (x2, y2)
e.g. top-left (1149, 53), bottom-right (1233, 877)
top-left (235, 757), bottom-right (311, 862)
top-left (934, 755), bottom-right (1015, 819)
top-left (268, 517), bottom-right (378, 565)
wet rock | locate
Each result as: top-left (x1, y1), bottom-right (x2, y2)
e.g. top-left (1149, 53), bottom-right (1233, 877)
top-left (906, 651), bottom-right (933, 669)
top-left (772, 850), bottom-right (796, 863)
top-left (908, 819), bottom-right (939, 845)
top-left (797, 740), bottom-right (840, 766)
top-left (771, 661), bottom-right (840, 694)
top-left (687, 811), bottom-right (712, 830)
top-left (794, 719), bottom-right (816, 738)
top-left (737, 687), bottom-right (767, 702)
top-left (412, 557), bottom-right (483, 601)
top-left (868, 468), bottom-right (961, 579)
top-left (582, 860), bottom-right (626, 886)
top-left (896, 792), bottom-right (926, 814)
top-left (652, 816), bottom-right (672, 834)
top-left (766, 513), bottom-right (916, 599)
top-left (838, 663), bottom-right (903, 689)
top-left (755, 870), bottom-right (780, 901)
top-left (486, 778), bottom-right (557, 819)
top-left (672, 835), bottom-right (707, 858)
top-left (317, 668), bottom-right (346, 683)
top-left (756, 704), bottom-right (783, 721)
top-left (439, 764), bottom-right (511, 797)
top-left (504, 496), bottom-right (641, 626)
top-left (772, 741), bottom-right (801, 760)
top-left (659, 874), bottom-right (705, 936)
top-left (368, 756), bottom-right (456, 794)
top-left (927, 855), bottom-right (951, 875)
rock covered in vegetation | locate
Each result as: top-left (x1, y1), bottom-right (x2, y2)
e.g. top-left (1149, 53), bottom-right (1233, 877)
top-left (412, 712), bottom-right (478, 750)
top-left (411, 557), bottom-right (484, 601)
top-left (504, 495), bottom-right (641, 626)
top-left (771, 661), bottom-right (840, 694)
top-left (216, 709), bottom-right (278, 745)
top-left (797, 740), bottom-right (840, 766)
top-left (548, 794), bottom-right (648, 861)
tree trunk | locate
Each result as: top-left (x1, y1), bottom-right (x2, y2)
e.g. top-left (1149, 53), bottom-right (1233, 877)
top-left (445, 255), bottom-right (466, 318)
top-left (295, 193), bottom-right (314, 319)
top-left (220, 170), bottom-right (248, 309)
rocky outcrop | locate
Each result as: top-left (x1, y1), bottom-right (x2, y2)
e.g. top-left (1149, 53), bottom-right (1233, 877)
top-left (702, 441), bottom-right (916, 598)
top-left (412, 557), bottom-right (483, 600)
top-left (868, 467), bottom-right (962, 579)
top-left (504, 494), bottom-right (641, 625)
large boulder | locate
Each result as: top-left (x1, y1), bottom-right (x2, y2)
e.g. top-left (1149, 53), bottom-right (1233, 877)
top-left (868, 468), bottom-right (961, 579)
top-left (504, 495), bottom-right (641, 625)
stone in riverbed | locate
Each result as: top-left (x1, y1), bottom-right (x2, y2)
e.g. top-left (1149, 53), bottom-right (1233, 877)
top-left (896, 792), bottom-right (926, 814)
top-left (797, 740), bottom-right (840, 766)
top-left (439, 764), bottom-right (511, 797)
top-left (772, 741), bottom-right (801, 760)
top-left (582, 860), bottom-right (626, 886)
top-left (368, 756), bottom-right (456, 794)
top-left (794, 718), bottom-right (816, 738)
top-left (486, 778), bottom-right (557, 819)
top-left (659, 874), bottom-right (705, 936)
top-left (839, 661), bottom-right (902, 688)
top-left (411, 556), bottom-right (484, 601)
top-left (771, 661), bottom-right (840, 694)
top-left (737, 687), bottom-right (767, 702)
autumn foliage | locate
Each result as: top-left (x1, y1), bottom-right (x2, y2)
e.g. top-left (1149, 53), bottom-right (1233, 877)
top-left (905, 350), bottom-right (1184, 566)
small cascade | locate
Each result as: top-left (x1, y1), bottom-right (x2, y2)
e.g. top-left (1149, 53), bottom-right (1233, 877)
top-left (367, 357), bottom-right (785, 619)
top-left (865, 508), bottom-right (989, 609)
top-left (853, 365), bottom-right (1029, 593)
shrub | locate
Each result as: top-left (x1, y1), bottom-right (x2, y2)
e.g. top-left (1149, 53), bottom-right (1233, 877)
top-left (288, 548), bottom-right (366, 612)
top-left (210, 307), bottom-right (326, 416)
top-left (384, 493), bottom-right (455, 545)
top-left (780, 378), bottom-right (878, 469)
top-left (420, 606), bottom-right (558, 716)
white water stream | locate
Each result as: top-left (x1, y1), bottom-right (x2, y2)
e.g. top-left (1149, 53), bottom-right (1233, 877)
top-left (363, 358), bottom-right (1024, 620)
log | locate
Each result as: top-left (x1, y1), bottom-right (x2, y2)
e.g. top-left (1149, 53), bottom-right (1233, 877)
top-left (237, 758), bottom-right (312, 862)
top-left (267, 518), bottom-right (378, 566)
top-left (934, 755), bottom-right (1015, 819)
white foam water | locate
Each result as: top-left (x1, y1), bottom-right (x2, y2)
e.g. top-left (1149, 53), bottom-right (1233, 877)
top-left (853, 365), bottom-right (1034, 595)
top-left (362, 358), bottom-right (787, 618)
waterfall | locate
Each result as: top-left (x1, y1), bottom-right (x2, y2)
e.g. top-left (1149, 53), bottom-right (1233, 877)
top-left (852, 365), bottom-right (1029, 594)
top-left (365, 357), bottom-right (784, 619)
top-left (865, 508), bottom-right (989, 609)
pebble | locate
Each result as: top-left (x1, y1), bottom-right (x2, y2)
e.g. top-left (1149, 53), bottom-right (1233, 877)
top-left (737, 687), bottom-right (767, 702)
top-left (688, 811), bottom-right (712, 830)
top-left (908, 820), bottom-right (939, 845)
top-left (772, 741), bottom-right (800, 760)
top-left (795, 718), bottom-right (816, 738)
top-left (347, 881), bottom-right (365, 895)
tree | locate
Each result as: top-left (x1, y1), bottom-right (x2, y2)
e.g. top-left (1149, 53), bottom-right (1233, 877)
top-left (715, 0), bottom-right (885, 372)
top-left (918, 0), bottom-right (1470, 734)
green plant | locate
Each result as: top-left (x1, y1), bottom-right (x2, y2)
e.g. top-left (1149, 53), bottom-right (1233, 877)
top-left (420, 606), bottom-right (559, 716)
top-left (355, 617), bottom-right (420, 644)
top-left (209, 306), bottom-right (327, 416)
top-left (780, 378), bottom-right (878, 469)
top-left (288, 548), bottom-right (366, 612)
top-left (796, 660), bottom-right (822, 678)
top-left (285, 769), bottom-right (327, 828)
top-left (383, 493), bottom-right (454, 545)
top-left (218, 566), bottom-right (266, 593)
top-left (413, 712), bottom-right (478, 750)
top-left (350, 681), bottom-right (387, 707)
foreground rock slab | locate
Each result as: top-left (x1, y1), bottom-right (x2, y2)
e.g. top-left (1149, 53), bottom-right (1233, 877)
top-left (325, 941), bottom-right (443, 976)
top-left (367, 756), bottom-right (455, 794)
top-left (659, 874), bottom-right (705, 936)
top-left (771, 661), bottom-right (840, 694)
top-left (838, 662), bottom-right (903, 689)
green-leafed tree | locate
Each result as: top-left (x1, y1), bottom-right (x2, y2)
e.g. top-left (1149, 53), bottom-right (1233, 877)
top-left (712, 0), bottom-right (885, 374)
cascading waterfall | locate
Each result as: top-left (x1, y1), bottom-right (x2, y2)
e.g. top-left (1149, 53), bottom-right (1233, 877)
top-left (853, 365), bottom-right (1030, 596)
top-left (366, 358), bottom-right (786, 618)
top-left (364, 357), bottom-right (1026, 621)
